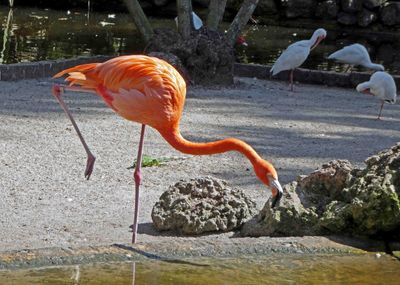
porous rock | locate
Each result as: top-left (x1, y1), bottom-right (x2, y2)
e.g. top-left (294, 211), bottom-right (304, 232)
top-left (337, 12), bottom-right (358, 25)
top-left (242, 144), bottom-right (400, 238)
top-left (380, 2), bottom-right (400, 26)
top-left (341, 0), bottom-right (363, 12)
top-left (358, 9), bottom-right (377, 27)
top-left (284, 0), bottom-right (317, 18)
top-left (363, 0), bottom-right (387, 10)
top-left (241, 182), bottom-right (320, 237)
top-left (315, 0), bottom-right (338, 19)
top-left (152, 177), bottom-right (256, 235)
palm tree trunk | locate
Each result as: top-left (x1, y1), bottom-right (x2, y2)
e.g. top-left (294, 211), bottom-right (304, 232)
top-left (226, 0), bottom-right (259, 47)
top-left (176, 0), bottom-right (193, 39)
top-left (122, 0), bottom-right (154, 43)
top-left (207, 0), bottom-right (227, 30)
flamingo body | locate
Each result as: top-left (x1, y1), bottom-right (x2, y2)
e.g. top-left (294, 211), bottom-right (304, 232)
top-left (328, 44), bottom-right (384, 71)
top-left (356, 71), bottom-right (397, 119)
top-left (53, 55), bottom-right (283, 242)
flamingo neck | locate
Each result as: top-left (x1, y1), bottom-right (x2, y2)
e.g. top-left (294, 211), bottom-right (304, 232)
top-left (159, 128), bottom-right (264, 167)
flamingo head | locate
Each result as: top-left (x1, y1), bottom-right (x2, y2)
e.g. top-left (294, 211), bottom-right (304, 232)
top-left (310, 28), bottom-right (327, 50)
top-left (236, 35), bottom-right (248, 47)
top-left (254, 160), bottom-right (283, 208)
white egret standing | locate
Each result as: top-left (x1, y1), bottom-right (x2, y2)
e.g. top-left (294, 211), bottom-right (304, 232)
top-left (175, 11), bottom-right (203, 30)
top-left (356, 71), bottom-right (397, 120)
top-left (271, 28), bottom-right (327, 91)
top-left (328, 43), bottom-right (384, 72)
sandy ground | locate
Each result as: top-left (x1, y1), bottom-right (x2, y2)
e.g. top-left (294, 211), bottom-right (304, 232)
top-left (0, 77), bottom-right (399, 252)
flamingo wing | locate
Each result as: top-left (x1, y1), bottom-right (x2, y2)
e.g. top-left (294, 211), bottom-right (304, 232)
top-left (54, 55), bottom-right (187, 130)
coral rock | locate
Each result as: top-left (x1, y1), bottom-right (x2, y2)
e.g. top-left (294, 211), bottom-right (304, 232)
top-left (152, 177), bottom-right (256, 235)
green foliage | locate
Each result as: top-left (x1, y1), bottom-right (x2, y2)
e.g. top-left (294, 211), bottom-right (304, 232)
top-left (128, 155), bottom-right (178, 169)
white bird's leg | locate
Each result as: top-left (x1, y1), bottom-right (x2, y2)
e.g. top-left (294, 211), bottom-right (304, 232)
top-left (289, 69), bottom-right (294, 92)
top-left (52, 84), bottom-right (96, 180)
top-left (132, 124), bottom-right (146, 244)
top-left (377, 101), bottom-right (385, 120)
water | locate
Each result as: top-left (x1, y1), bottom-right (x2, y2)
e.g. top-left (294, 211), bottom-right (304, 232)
top-left (0, 254), bottom-right (399, 285)
top-left (1, 5), bottom-right (400, 74)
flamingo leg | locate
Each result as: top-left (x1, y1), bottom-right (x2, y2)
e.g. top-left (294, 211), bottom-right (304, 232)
top-left (132, 124), bottom-right (146, 244)
top-left (52, 84), bottom-right (96, 180)
top-left (377, 101), bottom-right (385, 120)
top-left (289, 69), bottom-right (294, 92)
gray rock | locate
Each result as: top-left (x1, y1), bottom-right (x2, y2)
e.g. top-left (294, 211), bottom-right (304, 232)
top-left (284, 0), bottom-right (317, 18)
top-left (363, 0), bottom-right (387, 10)
top-left (341, 0), bottom-right (363, 12)
top-left (241, 182), bottom-right (320, 237)
top-left (242, 144), bottom-right (400, 238)
top-left (315, 0), bottom-right (338, 19)
top-left (297, 160), bottom-right (354, 212)
top-left (380, 2), bottom-right (400, 26)
top-left (152, 177), bottom-right (256, 235)
top-left (358, 9), bottom-right (378, 27)
top-left (337, 12), bottom-right (358, 25)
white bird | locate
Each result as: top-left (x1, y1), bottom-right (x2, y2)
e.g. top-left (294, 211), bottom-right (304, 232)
top-left (175, 11), bottom-right (203, 30)
top-left (328, 44), bottom-right (384, 72)
top-left (356, 71), bottom-right (397, 120)
top-left (271, 28), bottom-right (327, 91)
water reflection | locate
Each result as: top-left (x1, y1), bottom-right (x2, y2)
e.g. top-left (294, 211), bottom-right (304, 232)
top-left (0, 5), bottom-right (399, 74)
top-left (0, 254), bottom-right (399, 285)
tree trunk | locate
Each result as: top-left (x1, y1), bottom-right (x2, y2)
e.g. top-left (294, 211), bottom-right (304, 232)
top-left (122, 0), bottom-right (154, 43)
top-left (153, 0), bottom-right (169, 6)
top-left (226, 0), bottom-right (259, 47)
top-left (176, 0), bottom-right (193, 39)
top-left (207, 0), bottom-right (227, 30)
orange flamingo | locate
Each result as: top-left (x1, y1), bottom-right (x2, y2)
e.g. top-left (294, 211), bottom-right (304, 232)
top-left (52, 55), bottom-right (283, 243)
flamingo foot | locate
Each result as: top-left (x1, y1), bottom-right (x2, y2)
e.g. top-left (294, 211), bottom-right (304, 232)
top-left (85, 153), bottom-right (96, 180)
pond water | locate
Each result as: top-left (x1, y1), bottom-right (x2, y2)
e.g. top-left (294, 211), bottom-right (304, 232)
top-left (1, 5), bottom-right (400, 74)
top-left (0, 254), bottom-right (399, 285)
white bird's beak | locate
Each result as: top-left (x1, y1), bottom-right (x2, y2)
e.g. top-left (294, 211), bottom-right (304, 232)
top-left (311, 36), bottom-right (324, 51)
top-left (270, 178), bottom-right (283, 208)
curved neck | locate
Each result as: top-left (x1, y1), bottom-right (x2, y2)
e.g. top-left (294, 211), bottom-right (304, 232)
top-left (159, 128), bottom-right (263, 167)
top-left (364, 62), bottom-right (384, 71)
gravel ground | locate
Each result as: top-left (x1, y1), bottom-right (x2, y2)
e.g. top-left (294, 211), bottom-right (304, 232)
top-left (0, 77), bottom-right (399, 251)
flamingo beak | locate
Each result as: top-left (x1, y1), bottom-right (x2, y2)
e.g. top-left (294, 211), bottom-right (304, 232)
top-left (242, 42), bottom-right (248, 47)
top-left (270, 178), bottom-right (283, 208)
top-left (311, 36), bottom-right (324, 51)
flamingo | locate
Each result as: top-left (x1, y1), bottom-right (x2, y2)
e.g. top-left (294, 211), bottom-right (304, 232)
top-left (328, 43), bottom-right (384, 72)
top-left (51, 55), bottom-right (283, 243)
top-left (271, 28), bottom-right (327, 91)
top-left (356, 71), bottom-right (397, 120)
